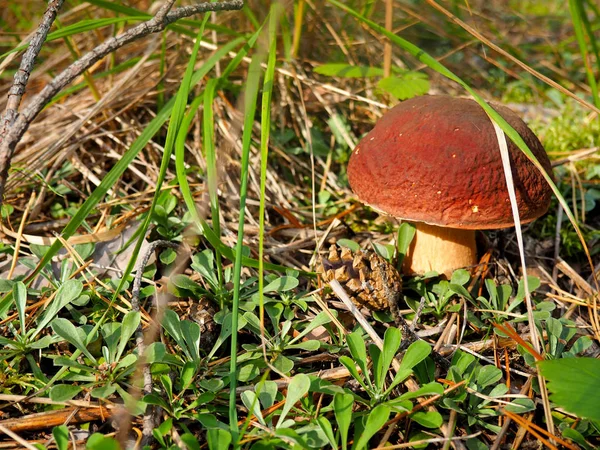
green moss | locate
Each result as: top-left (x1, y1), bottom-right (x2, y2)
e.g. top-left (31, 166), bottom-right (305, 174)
top-left (531, 101), bottom-right (600, 154)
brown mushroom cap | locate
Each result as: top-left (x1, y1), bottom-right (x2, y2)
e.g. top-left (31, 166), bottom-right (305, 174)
top-left (347, 95), bottom-right (553, 229)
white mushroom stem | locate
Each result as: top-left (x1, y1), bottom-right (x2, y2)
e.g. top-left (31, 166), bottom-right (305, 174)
top-left (402, 222), bottom-right (477, 278)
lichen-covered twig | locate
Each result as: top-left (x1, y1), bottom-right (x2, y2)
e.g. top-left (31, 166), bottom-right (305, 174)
top-left (0, 0), bottom-right (66, 143)
top-left (0, 0), bottom-right (244, 204)
top-left (130, 240), bottom-right (179, 445)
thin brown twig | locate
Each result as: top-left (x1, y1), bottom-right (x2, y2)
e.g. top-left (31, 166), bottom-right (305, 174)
top-left (0, 425), bottom-right (39, 450)
top-left (503, 410), bottom-right (578, 450)
top-left (0, 0), bottom-right (244, 205)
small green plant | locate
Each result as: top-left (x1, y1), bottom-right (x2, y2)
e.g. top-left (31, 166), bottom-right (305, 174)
top-left (405, 269), bottom-right (471, 318)
top-left (170, 248), bottom-right (260, 309)
top-left (340, 328), bottom-right (430, 405)
top-left (150, 189), bottom-right (192, 241)
top-left (241, 310), bottom-right (332, 377)
top-left (442, 350), bottom-right (535, 435)
top-left (474, 276), bottom-right (541, 325)
top-left (337, 328), bottom-right (446, 448)
top-left (0, 280), bottom-right (84, 383)
top-left (50, 310), bottom-right (140, 401)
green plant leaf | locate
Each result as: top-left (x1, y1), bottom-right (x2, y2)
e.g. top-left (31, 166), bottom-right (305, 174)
top-left (241, 390), bottom-right (265, 426)
top-left (13, 282), bottom-right (27, 337)
top-left (53, 356), bottom-right (95, 372)
top-left (354, 404), bottom-right (391, 450)
top-left (207, 429), bottom-right (232, 450)
top-left (477, 365), bottom-right (503, 388)
top-left (339, 355), bottom-right (369, 391)
top-left (333, 393), bottom-right (354, 450)
top-left (170, 274), bottom-right (205, 296)
top-left (52, 425), bottom-right (69, 450)
top-left (317, 416), bottom-right (337, 448)
top-left (399, 340), bottom-right (431, 372)
top-left (180, 433), bottom-right (201, 450)
top-left (561, 427), bottom-right (594, 450)
top-left (116, 311), bottom-right (140, 362)
top-left (257, 380), bottom-right (278, 409)
top-left (51, 318), bottom-right (96, 362)
top-left (86, 434), bottom-right (120, 450)
top-left (49, 385), bottom-right (83, 402)
top-left (289, 311), bottom-right (331, 344)
top-left (378, 327), bottom-right (401, 389)
top-left (450, 269), bottom-right (470, 286)
top-left (143, 393), bottom-right (171, 410)
top-left (276, 373), bottom-right (310, 428)
top-left (504, 398), bottom-right (535, 414)
top-left (90, 384), bottom-right (116, 399)
top-left (272, 354), bottom-right (294, 376)
top-left (314, 63), bottom-right (384, 78)
top-left (538, 358), bottom-right (600, 421)
top-left (393, 382), bottom-right (444, 403)
top-left (377, 72), bottom-right (430, 100)
top-left (263, 276), bottom-right (299, 293)
top-left (448, 283), bottom-right (473, 301)
top-left (346, 331), bottom-right (371, 386)
top-left (180, 320), bottom-right (201, 362)
top-left (569, 0), bottom-right (600, 107)
top-left (114, 353), bottom-right (137, 372)
top-left (161, 309), bottom-right (185, 350)
top-left (411, 410), bottom-right (443, 428)
top-left (33, 280), bottom-right (83, 339)
top-left (511, 276), bottom-right (542, 309)
top-left (337, 239), bottom-right (361, 252)
top-left (179, 361), bottom-right (198, 390)
top-left (397, 222), bottom-right (416, 268)
top-left (286, 340), bottom-right (321, 351)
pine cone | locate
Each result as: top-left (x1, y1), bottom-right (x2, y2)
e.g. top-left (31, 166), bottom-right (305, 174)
top-left (318, 244), bottom-right (401, 311)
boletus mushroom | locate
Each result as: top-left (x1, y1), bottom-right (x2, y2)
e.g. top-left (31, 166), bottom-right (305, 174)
top-left (347, 95), bottom-right (553, 277)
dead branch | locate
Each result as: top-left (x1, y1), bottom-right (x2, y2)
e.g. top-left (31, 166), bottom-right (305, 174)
top-left (0, 406), bottom-right (111, 433)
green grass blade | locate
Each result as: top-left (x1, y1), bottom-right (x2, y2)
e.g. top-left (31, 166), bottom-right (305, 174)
top-left (111, 15), bottom-right (211, 304)
top-left (172, 28), bottom-right (297, 275)
top-left (569, 0), bottom-right (600, 107)
top-left (174, 97), bottom-right (293, 275)
top-left (24, 35), bottom-right (245, 285)
top-left (228, 37), bottom-right (265, 444)
top-left (257, 0), bottom-right (281, 386)
top-left (579, 6), bottom-right (600, 95)
top-left (203, 78), bottom-right (224, 290)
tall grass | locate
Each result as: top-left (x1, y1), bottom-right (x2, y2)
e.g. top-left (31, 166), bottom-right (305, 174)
top-left (203, 78), bottom-right (225, 290)
top-left (569, 0), bottom-right (600, 108)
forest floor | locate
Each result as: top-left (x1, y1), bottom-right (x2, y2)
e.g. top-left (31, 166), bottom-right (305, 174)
top-left (0, 0), bottom-right (599, 449)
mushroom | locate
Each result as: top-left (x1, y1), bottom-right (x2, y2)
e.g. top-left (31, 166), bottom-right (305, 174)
top-left (347, 95), bottom-right (553, 277)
